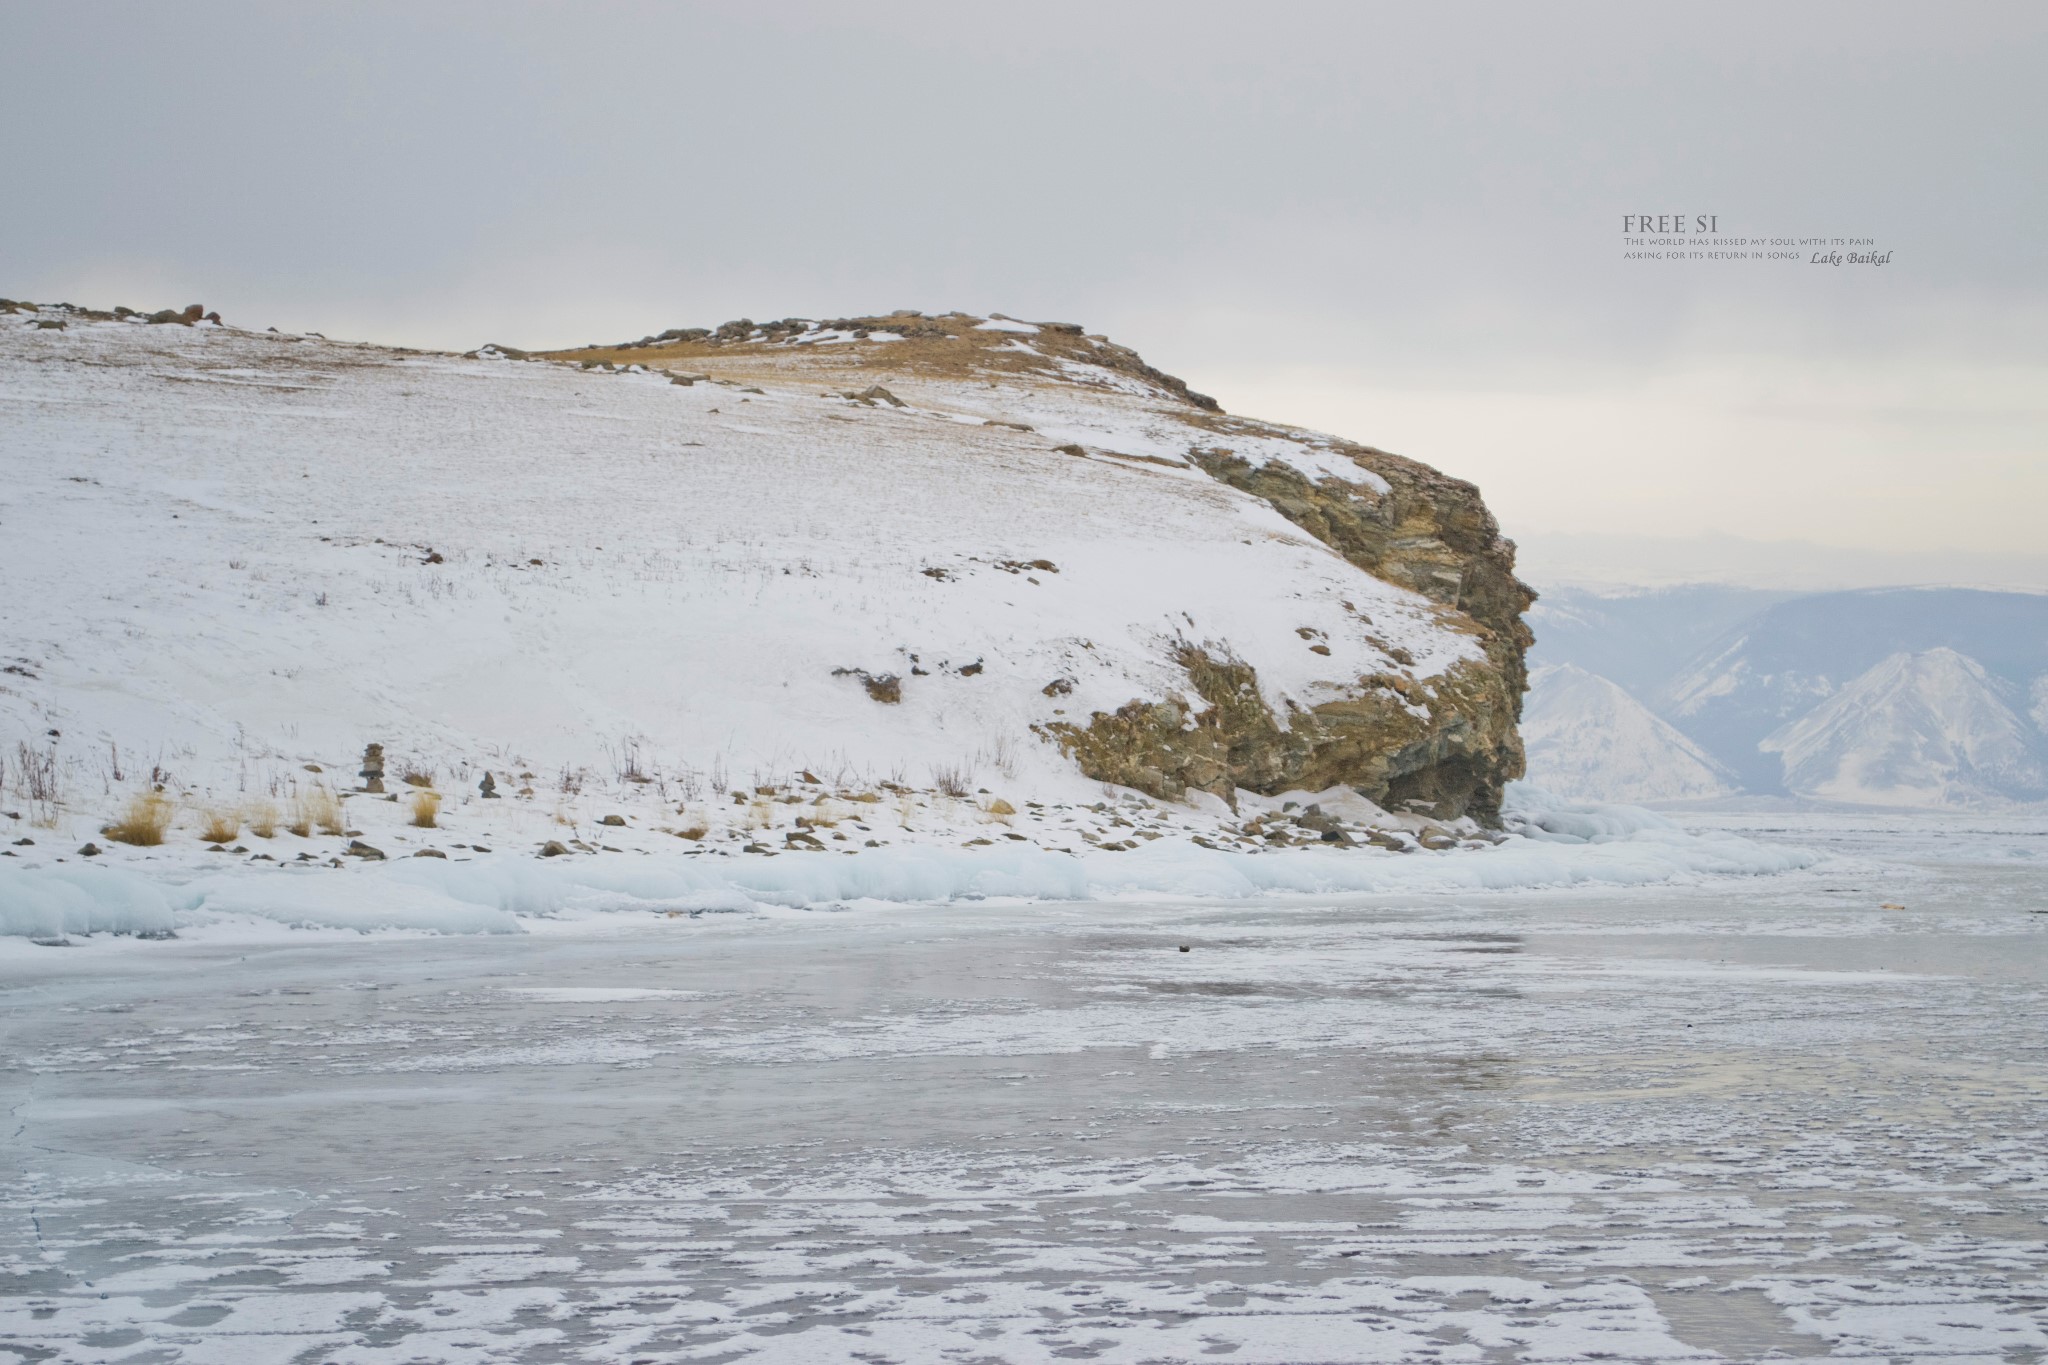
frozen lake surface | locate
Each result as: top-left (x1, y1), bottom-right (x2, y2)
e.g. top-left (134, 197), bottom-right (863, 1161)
top-left (4, 814), bottom-right (2045, 1363)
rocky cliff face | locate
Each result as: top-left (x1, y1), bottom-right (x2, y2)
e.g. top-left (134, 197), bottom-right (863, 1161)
top-left (542, 311), bottom-right (1534, 824)
top-left (1183, 435), bottom-right (1533, 823)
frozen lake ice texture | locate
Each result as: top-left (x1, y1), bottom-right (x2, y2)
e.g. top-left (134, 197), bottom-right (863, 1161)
top-left (2, 814), bottom-right (2045, 1363)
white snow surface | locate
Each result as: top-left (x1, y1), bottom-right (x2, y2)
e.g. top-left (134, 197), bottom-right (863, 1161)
top-left (0, 314), bottom-right (1459, 806)
top-left (1521, 664), bottom-right (1736, 804)
top-left (1762, 648), bottom-right (2048, 808)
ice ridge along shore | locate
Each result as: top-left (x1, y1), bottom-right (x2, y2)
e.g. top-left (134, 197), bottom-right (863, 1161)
top-left (1, 787), bottom-right (1815, 939)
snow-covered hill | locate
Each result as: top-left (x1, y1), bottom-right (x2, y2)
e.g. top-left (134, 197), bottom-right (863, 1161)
top-left (1761, 648), bottom-right (2048, 807)
top-left (1521, 664), bottom-right (1735, 803)
top-left (0, 301), bottom-right (1830, 936)
top-left (0, 302), bottom-right (1529, 809)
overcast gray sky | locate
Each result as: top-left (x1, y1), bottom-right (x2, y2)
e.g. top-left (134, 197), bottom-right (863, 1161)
top-left (6, 2), bottom-right (2044, 585)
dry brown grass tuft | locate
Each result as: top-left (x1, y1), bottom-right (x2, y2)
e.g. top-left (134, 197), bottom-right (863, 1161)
top-left (930, 763), bottom-right (974, 799)
top-left (103, 791), bottom-right (174, 847)
top-left (676, 824), bottom-right (708, 841)
top-left (290, 786), bottom-right (344, 838)
top-left (409, 790), bottom-right (441, 828)
top-left (196, 806), bottom-right (241, 844)
top-left (246, 801), bottom-right (279, 839)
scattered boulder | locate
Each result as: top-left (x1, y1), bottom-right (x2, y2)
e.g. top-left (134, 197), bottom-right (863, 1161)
top-left (598, 814), bottom-right (627, 827)
top-left (538, 840), bottom-right (571, 857)
top-left (345, 840), bottom-right (386, 860)
top-left (413, 848), bottom-right (447, 858)
top-left (76, 842), bottom-right (101, 857)
top-left (1295, 805), bottom-right (1341, 834)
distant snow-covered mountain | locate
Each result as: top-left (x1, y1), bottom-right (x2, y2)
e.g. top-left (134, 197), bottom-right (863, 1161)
top-left (1761, 649), bottom-right (2047, 808)
top-left (1658, 588), bottom-right (2048, 793)
top-left (1521, 664), bottom-right (1736, 804)
top-left (1526, 585), bottom-right (1795, 698)
top-left (1528, 586), bottom-right (2048, 809)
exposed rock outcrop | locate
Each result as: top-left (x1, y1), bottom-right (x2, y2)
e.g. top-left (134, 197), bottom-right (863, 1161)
top-left (1044, 645), bottom-right (1521, 824)
top-left (1182, 438), bottom-right (1534, 821)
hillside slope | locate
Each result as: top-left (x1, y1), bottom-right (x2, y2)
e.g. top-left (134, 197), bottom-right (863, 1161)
top-left (1660, 588), bottom-right (2048, 792)
top-left (1, 301), bottom-right (1531, 835)
top-left (1521, 664), bottom-right (1735, 804)
top-left (1761, 649), bottom-right (2047, 807)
